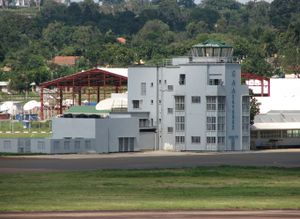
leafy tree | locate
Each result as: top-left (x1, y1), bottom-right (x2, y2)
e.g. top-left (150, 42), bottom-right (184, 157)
top-left (201, 0), bottom-right (241, 11)
top-left (189, 7), bottom-right (220, 30)
top-left (249, 89), bottom-right (260, 125)
top-left (270, 0), bottom-right (300, 30)
top-left (280, 46), bottom-right (300, 76)
top-left (39, 0), bottom-right (67, 26)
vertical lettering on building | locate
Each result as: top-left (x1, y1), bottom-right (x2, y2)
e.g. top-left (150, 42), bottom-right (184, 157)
top-left (231, 70), bottom-right (236, 130)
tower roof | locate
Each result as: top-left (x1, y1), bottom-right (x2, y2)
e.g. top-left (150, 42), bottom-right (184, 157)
top-left (193, 40), bottom-right (232, 48)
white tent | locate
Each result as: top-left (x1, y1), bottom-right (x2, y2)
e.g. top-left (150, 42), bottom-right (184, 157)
top-left (0, 101), bottom-right (21, 115)
top-left (23, 100), bottom-right (40, 111)
top-left (95, 97), bottom-right (128, 111)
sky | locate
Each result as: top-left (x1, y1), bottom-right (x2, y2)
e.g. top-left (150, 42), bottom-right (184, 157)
top-left (237, 0), bottom-right (273, 3)
top-left (195, 0), bottom-right (273, 3)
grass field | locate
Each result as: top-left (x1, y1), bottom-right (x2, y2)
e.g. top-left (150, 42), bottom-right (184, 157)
top-left (0, 166), bottom-right (299, 212)
top-left (0, 120), bottom-right (52, 138)
top-left (0, 132), bottom-right (51, 138)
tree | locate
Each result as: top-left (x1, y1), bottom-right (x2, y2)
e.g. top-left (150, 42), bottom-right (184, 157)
top-left (189, 7), bottom-right (220, 30)
top-left (280, 46), bottom-right (300, 76)
top-left (133, 20), bottom-right (174, 45)
top-left (200, 0), bottom-right (241, 11)
top-left (270, 0), bottom-right (300, 30)
top-left (249, 89), bottom-right (260, 125)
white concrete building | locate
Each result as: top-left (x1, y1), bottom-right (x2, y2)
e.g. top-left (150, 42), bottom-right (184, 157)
top-left (128, 40), bottom-right (250, 151)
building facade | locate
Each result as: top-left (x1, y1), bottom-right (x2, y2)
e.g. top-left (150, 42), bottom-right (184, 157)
top-left (128, 40), bottom-right (250, 151)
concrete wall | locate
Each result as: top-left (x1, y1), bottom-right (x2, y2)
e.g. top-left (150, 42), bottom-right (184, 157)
top-left (0, 138), bottom-right (95, 154)
top-left (52, 118), bottom-right (96, 139)
top-left (95, 118), bottom-right (140, 152)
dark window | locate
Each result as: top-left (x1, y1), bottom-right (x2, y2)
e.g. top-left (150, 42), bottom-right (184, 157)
top-left (132, 100), bottom-right (140, 109)
top-left (179, 74), bottom-right (185, 85)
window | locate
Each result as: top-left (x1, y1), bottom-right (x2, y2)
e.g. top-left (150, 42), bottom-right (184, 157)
top-left (141, 82), bottom-right (146, 96)
top-left (242, 136), bottom-right (249, 145)
top-left (206, 116), bottom-right (216, 131)
top-left (159, 80), bottom-right (161, 84)
top-left (119, 137), bottom-right (135, 152)
top-left (139, 119), bottom-right (149, 128)
top-left (4, 141), bottom-right (11, 149)
top-left (37, 141), bottom-right (45, 150)
top-left (151, 82), bottom-right (154, 87)
top-left (286, 129), bottom-right (300, 138)
top-left (218, 96), bottom-right (225, 111)
top-left (260, 130), bottom-right (281, 138)
top-left (191, 96), bottom-right (201, 103)
top-left (175, 96), bottom-right (185, 111)
top-left (242, 96), bottom-right (250, 113)
top-left (168, 108), bottom-right (173, 114)
top-left (218, 136), bottom-right (225, 144)
top-left (175, 116), bottom-right (185, 132)
top-left (251, 131), bottom-right (258, 139)
top-left (209, 79), bottom-right (222, 85)
top-left (179, 74), bottom-right (185, 85)
top-left (168, 127), bottom-right (173, 133)
top-left (54, 141), bottom-right (60, 150)
top-left (168, 85), bottom-right (173, 91)
top-left (242, 116), bottom-right (249, 132)
top-left (164, 80), bottom-right (167, 84)
top-left (175, 136), bottom-right (185, 144)
top-left (191, 136), bottom-right (201, 144)
top-left (151, 100), bottom-right (154, 104)
top-left (85, 140), bottom-right (92, 149)
top-left (206, 137), bottom-right (216, 144)
top-left (206, 96), bottom-right (216, 111)
top-left (217, 116), bottom-right (225, 131)
top-left (75, 141), bottom-right (81, 150)
top-left (132, 100), bottom-right (140, 109)
top-left (64, 141), bottom-right (70, 150)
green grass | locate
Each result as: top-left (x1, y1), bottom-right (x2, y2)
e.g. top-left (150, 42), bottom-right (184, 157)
top-left (0, 166), bottom-right (299, 211)
top-left (0, 120), bottom-right (52, 138)
top-left (0, 133), bottom-right (51, 138)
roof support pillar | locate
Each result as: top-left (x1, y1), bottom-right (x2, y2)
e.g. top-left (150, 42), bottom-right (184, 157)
top-left (72, 79), bottom-right (75, 107)
top-left (261, 79), bottom-right (264, 97)
top-left (103, 74), bottom-right (106, 99)
top-left (97, 87), bottom-right (100, 103)
top-left (268, 78), bottom-right (270, 96)
top-left (88, 75), bottom-right (91, 104)
top-left (59, 88), bottom-right (63, 115)
top-left (78, 87), bottom-right (81, 106)
top-left (40, 87), bottom-right (44, 120)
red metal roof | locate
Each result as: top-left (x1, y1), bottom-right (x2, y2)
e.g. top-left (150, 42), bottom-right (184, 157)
top-left (40, 68), bottom-right (128, 88)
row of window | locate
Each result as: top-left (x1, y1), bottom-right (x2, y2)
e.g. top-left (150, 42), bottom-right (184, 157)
top-left (53, 140), bottom-right (92, 151)
top-left (175, 136), bottom-right (225, 144)
top-left (206, 116), bottom-right (225, 131)
top-left (133, 95), bottom-right (227, 111)
top-left (253, 129), bottom-right (300, 139)
top-left (206, 96), bottom-right (226, 111)
top-left (141, 72), bottom-right (225, 94)
top-left (119, 137), bottom-right (135, 152)
top-left (140, 75), bottom-right (186, 96)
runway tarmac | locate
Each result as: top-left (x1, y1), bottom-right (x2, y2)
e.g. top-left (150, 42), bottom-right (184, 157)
top-left (0, 210), bottom-right (300, 219)
top-left (0, 149), bottom-right (299, 173)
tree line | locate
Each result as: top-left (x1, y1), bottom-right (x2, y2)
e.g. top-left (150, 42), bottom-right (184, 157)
top-left (0, 0), bottom-right (299, 93)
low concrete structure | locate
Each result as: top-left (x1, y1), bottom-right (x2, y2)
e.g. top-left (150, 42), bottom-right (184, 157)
top-left (251, 111), bottom-right (300, 149)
